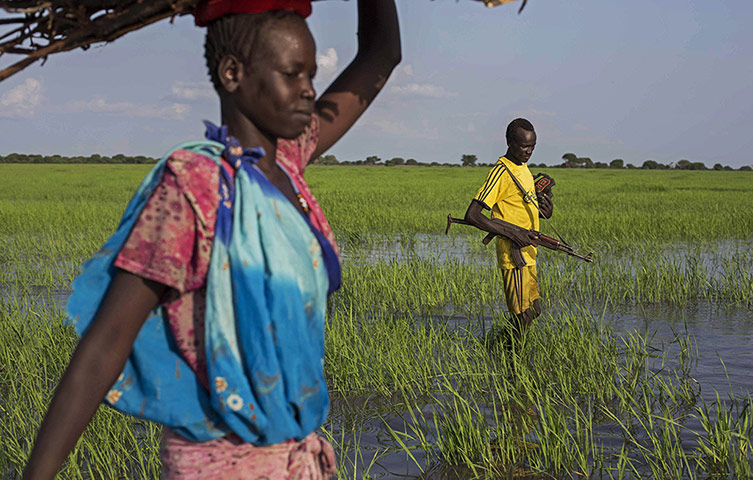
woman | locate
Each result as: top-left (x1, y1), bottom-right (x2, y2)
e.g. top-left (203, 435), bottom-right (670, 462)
top-left (22, 1), bottom-right (400, 478)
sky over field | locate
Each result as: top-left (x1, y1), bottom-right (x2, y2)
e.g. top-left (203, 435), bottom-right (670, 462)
top-left (1, 0), bottom-right (752, 167)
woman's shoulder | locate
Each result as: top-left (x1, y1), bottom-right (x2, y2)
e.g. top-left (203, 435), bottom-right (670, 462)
top-left (161, 148), bottom-right (221, 229)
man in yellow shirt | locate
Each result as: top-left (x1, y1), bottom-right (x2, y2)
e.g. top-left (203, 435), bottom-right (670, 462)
top-left (464, 118), bottom-right (553, 338)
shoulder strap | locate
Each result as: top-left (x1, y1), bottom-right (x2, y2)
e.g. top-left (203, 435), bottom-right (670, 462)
top-left (502, 162), bottom-right (540, 211)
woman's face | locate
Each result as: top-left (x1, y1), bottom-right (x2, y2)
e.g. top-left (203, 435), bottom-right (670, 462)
top-left (235, 20), bottom-right (317, 140)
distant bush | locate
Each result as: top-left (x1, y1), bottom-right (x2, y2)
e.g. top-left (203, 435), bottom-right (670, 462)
top-left (0, 153), bottom-right (157, 164)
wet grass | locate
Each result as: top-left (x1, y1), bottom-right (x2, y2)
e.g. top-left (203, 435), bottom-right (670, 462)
top-left (1, 164), bottom-right (752, 478)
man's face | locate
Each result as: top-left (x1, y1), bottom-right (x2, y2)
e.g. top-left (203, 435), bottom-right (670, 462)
top-left (235, 21), bottom-right (318, 140)
top-left (507, 128), bottom-right (536, 164)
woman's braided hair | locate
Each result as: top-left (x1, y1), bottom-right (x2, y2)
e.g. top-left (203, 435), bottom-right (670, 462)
top-left (204, 10), bottom-right (305, 91)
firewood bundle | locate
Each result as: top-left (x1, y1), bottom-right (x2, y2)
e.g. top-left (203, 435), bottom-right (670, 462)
top-left (0, 0), bottom-right (523, 83)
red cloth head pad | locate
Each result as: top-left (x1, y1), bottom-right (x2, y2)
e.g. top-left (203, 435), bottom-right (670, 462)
top-left (194, 0), bottom-right (312, 26)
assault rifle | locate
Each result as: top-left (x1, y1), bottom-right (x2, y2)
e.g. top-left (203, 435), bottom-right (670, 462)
top-left (445, 214), bottom-right (593, 268)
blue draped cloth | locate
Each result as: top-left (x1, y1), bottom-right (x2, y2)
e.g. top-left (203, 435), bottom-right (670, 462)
top-left (65, 125), bottom-right (340, 444)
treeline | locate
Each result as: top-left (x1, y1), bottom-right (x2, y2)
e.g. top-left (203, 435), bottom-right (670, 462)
top-left (313, 154), bottom-right (489, 167)
top-left (550, 153), bottom-right (752, 171)
top-left (4, 151), bottom-right (750, 171)
top-left (313, 153), bottom-right (753, 171)
top-left (0, 153), bottom-right (158, 164)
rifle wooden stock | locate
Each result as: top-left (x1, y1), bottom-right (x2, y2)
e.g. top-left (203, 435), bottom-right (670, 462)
top-left (445, 214), bottom-right (527, 268)
top-left (445, 213), bottom-right (593, 264)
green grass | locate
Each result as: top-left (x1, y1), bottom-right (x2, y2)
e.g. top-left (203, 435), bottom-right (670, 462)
top-left (1, 164), bottom-right (752, 478)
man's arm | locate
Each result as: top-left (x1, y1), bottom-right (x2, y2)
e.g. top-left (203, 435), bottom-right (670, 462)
top-left (313, 0), bottom-right (401, 158)
top-left (23, 271), bottom-right (165, 480)
top-left (464, 199), bottom-right (539, 247)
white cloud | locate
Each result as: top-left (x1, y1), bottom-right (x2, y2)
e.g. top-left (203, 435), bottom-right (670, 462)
top-left (388, 82), bottom-right (457, 99)
top-left (357, 116), bottom-right (439, 140)
top-left (60, 96), bottom-right (189, 120)
top-left (317, 48), bottom-right (338, 77)
top-left (313, 47), bottom-right (339, 87)
top-left (168, 81), bottom-right (214, 102)
top-left (391, 64), bottom-right (414, 83)
top-left (383, 64), bottom-right (456, 99)
top-left (0, 78), bottom-right (42, 119)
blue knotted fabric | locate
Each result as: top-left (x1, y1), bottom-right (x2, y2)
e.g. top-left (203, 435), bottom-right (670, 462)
top-left (66, 125), bottom-right (337, 444)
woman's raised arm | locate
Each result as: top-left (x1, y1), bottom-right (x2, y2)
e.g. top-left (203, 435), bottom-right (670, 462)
top-left (313, 0), bottom-right (401, 158)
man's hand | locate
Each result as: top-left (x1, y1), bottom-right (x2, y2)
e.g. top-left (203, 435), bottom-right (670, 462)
top-left (538, 193), bottom-right (553, 219)
top-left (490, 219), bottom-right (539, 248)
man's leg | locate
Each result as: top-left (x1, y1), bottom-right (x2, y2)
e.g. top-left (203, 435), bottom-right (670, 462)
top-left (502, 265), bottom-right (540, 339)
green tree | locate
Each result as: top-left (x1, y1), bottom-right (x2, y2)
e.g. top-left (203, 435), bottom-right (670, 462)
top-left (642, 160), bottom-right (659, 169)
top-left (609, 159), bottom-right (624, 169)
top-left (461, 154), bottom-right (477, 167)
top-left (676, 159), bottom-right (691, 170)
top-left (406, 158), bottom-right (418, 166)
top-left (562, 152), bottom-right (578, 168)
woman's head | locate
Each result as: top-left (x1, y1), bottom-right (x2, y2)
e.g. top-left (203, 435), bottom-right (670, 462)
top-left (206, 12), bottom-right (317, 139)
top-left (205, 11), bottom-right (310, 91)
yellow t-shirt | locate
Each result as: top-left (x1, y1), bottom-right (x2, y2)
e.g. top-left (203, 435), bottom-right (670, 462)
top-left (474, 156), bottom-right (539, 269)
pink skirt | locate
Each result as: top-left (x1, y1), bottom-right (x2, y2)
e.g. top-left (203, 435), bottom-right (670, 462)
top-left (160, 428), bottom-right (337, 480)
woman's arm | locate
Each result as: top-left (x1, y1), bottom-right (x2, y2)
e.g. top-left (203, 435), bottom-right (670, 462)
top-left (313, 0), bottom-right (401, 157)
top-left (23, 271), bottom-right (165, 480)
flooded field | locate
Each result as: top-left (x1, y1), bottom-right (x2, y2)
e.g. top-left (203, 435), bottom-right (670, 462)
top-left (1, 165), bottom-right (752, 478)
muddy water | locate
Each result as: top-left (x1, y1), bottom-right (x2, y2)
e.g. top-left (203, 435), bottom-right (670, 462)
top-left (323, 302), bottom-right (752, 479)
top-left (328, 236), bottom-right (752, 478)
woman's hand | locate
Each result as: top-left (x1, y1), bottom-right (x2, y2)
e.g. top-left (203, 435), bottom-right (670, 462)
top-left (23, 271), bottom-right (164, 480)
top-left (313, 0), bottom-right (401, 157)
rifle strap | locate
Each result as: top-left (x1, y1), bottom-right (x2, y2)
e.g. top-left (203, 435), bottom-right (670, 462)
top-left (501, 161), bottom-right (569, 246)
top-left (501, 162), bottom-right (540, 212)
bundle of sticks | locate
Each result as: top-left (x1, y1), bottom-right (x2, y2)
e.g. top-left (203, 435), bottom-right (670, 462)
top-left (0, 1), bottom-right (200, 82)
top-left (0, 0), bottom-right (524, 84)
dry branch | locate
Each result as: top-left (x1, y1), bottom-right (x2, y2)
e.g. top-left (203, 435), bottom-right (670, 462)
top-left (1, 0), bottom-right (525, 84)
top-left (0, 0), bottom-right (199, 82)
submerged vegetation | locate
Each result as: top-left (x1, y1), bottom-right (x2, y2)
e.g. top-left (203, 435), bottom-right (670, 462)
top-left (1, 164), bottom-right (752, 478)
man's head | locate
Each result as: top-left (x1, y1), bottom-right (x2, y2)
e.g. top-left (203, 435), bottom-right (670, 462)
top-left (505, 118), bottom-right (536, 165)
top-left (205, 12), bottom-right (317, 139)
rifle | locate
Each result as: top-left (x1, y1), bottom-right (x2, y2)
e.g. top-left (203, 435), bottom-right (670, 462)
top-left (445, 214), bottom-right (593, 268)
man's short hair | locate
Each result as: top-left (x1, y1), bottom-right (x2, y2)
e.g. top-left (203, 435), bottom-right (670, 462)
top-left (506, 118), bottom-right (535, 143)
top-left (204, 11), bottom-right (305, 91)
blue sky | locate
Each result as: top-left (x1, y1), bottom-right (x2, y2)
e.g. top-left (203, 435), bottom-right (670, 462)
top-left (1, 0), bottom-right (752, 167)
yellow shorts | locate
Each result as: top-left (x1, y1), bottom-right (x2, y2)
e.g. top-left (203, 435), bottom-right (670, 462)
top-left (501, 265), bottom-right (540, 315)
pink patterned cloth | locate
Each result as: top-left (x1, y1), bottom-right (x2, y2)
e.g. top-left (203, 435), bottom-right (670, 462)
top-left (160, 428), bottom-right (337, 480)
top-left (276, 114), bottom-right (340, 257)
top-left (114, 148), bottom-right (220, 389)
